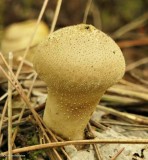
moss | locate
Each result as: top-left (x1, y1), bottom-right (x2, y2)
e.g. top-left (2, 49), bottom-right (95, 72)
top-left (27, 133), bottom-right (39, 146)
top-left (25, 150), bottom-right (46, 160)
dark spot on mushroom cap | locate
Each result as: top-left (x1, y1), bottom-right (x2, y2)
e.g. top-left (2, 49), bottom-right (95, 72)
top-left (85, 26), bottom-right (90, 30)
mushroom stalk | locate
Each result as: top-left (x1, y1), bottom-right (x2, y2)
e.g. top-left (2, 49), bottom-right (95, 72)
top-left (44, 89), bottom-right (104, 140)
top-left (33, 24), bottom-right (125, 140)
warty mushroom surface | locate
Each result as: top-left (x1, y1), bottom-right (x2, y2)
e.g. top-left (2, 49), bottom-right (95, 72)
top-left (32, 24), bottom-right (125, 140)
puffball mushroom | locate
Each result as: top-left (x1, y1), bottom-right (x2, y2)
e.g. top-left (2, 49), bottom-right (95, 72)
top-left (33, 24), bottom-right (125, 140)
top-left (1, 20), bottom-right (49, 61)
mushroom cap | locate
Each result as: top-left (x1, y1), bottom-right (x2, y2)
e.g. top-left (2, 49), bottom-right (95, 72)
top-left (33, 24), bottom-right (125, 94)
top-left (1, 20), bottom-right (49, 53)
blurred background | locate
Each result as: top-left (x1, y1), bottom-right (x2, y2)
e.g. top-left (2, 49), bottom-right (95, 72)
top-left (0, 0), bottom-right (148, 31)
top-left (0, 0), bottom-right (148, 83)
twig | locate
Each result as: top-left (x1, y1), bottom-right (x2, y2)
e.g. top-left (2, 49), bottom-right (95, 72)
top-left (107, 87), bottom-right (148, 101)
top-left (28, 73), bottom-right (38, 97)
top-left (90, 119), bottom-right (107, 131)
top-left (12, 73), bottom-right (38, 146)
top-left (123, 127), bottom-right (148, 131)
top-left (120, 79), bottom-right (148, 93)
top-left (88, 123), bottom-right (103, 160)
top-left (126, 57), bottom-right (148, 71)
top-left (97, 105), bottom-right (148, 125)
top-left (26, 72), bottom-right (36, 79)
top-left (8, 52), bottom-right (13, 160)
top-left (34, 116), bottom-right (62, 160)
top-left (16, 0), bottom-right (49, 78)
top-left (1, 139), bottom-right (148, 155)
top-left (102, 94), bottom-right (140, 104)
top-left (83, 0), bottom-right (92, 23)
top-left (23, 79), bottom-right (46, 88)
top-left (38, 114), bottom-right (72, 160)
top-left (0, 52), bottom-right (46, 128)
top-left (0, 1), bottom-right (54, 158)
top-left (50, 0), bottom-right (62, 33)
top-left (0, 92), bottom-right (8, 102)
top-left (110, 147), bottom-right (124, 160)
top-left (17, 56), bottom-right (33, 68)
top-left (0, 53), bottom-right (40, 125)
top-left (0, 101), bottom-right (8, 136)
top-left (2, 117), bottom-right (30, 131)
top-left (90, 1), bottom-right (102, 29)
top-left (0, 53), bottom-right (62, 160)
top-left (0, 0), bottom-right (63, 159)
top-left (99, 120), bottom-right (148, 128)
top-left (39, 127), bottom-right (62, 160)
top-left (61, 149), bottom-right (72, 160)
top-left (113, 12), bottom-right (148, 38)
top-left (130, 72), bottom-right (148, 85)
top-left (0, 134), bottom-right (3, 146)
top-left (3, 103), bottom-right (45, 124)
top-left (117, 37), bottom-right (148, 48)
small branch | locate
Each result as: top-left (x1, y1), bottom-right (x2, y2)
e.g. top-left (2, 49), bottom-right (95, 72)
top-left (112, 12), bottom-right (148, 38)
top-left (2, 117), bottom-right (30, 131)
top-left (117, 37), bottom-right (148, 48)
top-left (0, 52), bottom-right (62, 159)
top-left (110, 147), bottom-right (124, 160)
top-left (90, 1), bottom-right (102, 29)
top-left (126, 57), bottom-right (148, 72)
top-left (3, 103), bottom-right (45, 124)
top-left (102, 94), bottom-right (140, 105)
top-left (107, 87), bottom-right (148, 101)
top-left (12, 73), bottom-right (37, 145)
top-left (1, 139), bottom-right (148, 155)
top-left (83, 0), bottom-right (92, 23)
top-left (0, 101), bottom-right (8, 136)
top-left (16, 0), bottom-right (49, 77)
top-left (0, 134), bottom-right (3, 147)
top-left (0, 92), bottom-right (8, 102)
top-left (90, 119), bottom-right (107, 131)
top-left (38, 115), bottom-right (72, 160)
top-left (120, 79), bottom-right (148, 93)
top-left (97, 105), bottom-right (148, 125)
top-left (8, 52), bottom-right (13, 160)
top-left (50, 0), bottom-right (62, 33)
top-left (99, 120), bottom-right (148, 128)
top-left (130, 72), bottom-right (148, 86)
top-left (0, 52), bottom-right (45, 132)
top-left (87, 123), bottom-right (103, 160)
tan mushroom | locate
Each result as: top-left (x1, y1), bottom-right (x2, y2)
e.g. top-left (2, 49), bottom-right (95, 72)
top-left (32, 24), bottom-right (125, 140)
top-left (1, 20), bottom-right (49, 61)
